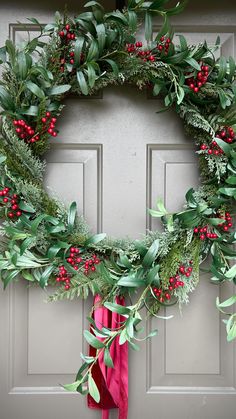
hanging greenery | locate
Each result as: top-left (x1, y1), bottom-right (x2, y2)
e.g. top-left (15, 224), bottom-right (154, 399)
top-left (0, 0), bottom-right (236, 404)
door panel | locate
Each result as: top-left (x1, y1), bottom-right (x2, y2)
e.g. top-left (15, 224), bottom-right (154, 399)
top-left (0, 2), bottom-right (236, 419)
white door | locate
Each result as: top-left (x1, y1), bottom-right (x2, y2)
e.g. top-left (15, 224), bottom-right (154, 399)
top-left (0, 1), bottom-right (236, 419)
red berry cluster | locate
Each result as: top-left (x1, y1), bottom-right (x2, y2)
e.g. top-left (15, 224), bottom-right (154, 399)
top-left (66, 246), bottom-right (100, 275)
top-left (217, 212), bottom-right (233, 232)
top-left (13, 119), bottom-right (39, 144)
top-left (59, 51), bottom-right (85, 72)
top-left (200, 140), bottom-right (224, 156)
top-left (152, 262), bottom-right (193, 303)
top-left (41, 112), bottom-right (58, 137)
top-left (83, 254), bottom-right (100, 276)
top-left (126, 41), bottom-right (143, 53)
top-left (186, 63), bottom-right (209, 93)
top-left (156, 35), bottom-right (172, 54)
top-left (0, 187), bottom-right (22, 219)
top-left (216, 126), bottom-right (235, 144)
top-left (126, 36), bottom-right (172, 63)
top-left (58, 24), bottom-right (76, 41)
top-left (56, 266), bottom-right (71, 290)
top-left (66, 246), bottom-right (82, 271)
top-left (193, 226), bottom-right (218, 240)
top-left (59, 51), bottom-right (75, 72)
top-left (200, 126), bottom-right (235, 156)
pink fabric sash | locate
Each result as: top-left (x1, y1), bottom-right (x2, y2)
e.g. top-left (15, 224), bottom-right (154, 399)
top-left (87, 294), bottom-right (128, 419)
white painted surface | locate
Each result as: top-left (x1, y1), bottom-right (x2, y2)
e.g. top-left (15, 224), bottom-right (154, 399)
top-left (0, 1), bottom-right (236, 418)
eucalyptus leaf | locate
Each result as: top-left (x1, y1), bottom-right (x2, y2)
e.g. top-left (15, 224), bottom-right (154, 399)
top-left (88, 373), bottom-right (100, 403)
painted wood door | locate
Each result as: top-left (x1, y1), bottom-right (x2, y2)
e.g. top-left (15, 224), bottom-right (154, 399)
top-left (0, 1), bottom-right (236, 418)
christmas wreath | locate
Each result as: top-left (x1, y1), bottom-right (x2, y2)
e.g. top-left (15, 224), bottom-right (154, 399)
top-left (1, 0), bottom-right (236, 416)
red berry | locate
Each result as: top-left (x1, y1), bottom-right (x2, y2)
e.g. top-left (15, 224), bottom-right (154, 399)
top-left (3, 197), bottom-right (8, 203)
top-left (200, 234), bottom-right (205, 240)
top-left (41, 117), bottom-right (47, 123)
top-left (194, 227), bottom-right (199, 233)
top-left (165, 293), bottom-right (171, 300)
top-left (65, 284), bottom-right (70, 290)
top-left (46, 112), bottom-right (51, 117)
top-left (91, 266), bottom-right (96, 272)
top-left (8, 212), bottom-right (14, 218)
top-left (65, 24), bottom-right (70, 31)
top-left (16, 211), bottom-right (22, 217)
top-left (59, 31), bottom-right (65, 37)
top-left (208, 149), bottom-right (213, 154)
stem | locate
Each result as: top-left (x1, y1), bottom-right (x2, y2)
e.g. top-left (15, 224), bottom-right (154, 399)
top-left (80, 285), bottom-right (151, 387)
top-left (79, 328), bottom-right (122, 386)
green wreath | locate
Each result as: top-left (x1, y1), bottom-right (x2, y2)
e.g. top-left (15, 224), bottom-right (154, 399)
top-left (0, 0), bottom-right (236, 403)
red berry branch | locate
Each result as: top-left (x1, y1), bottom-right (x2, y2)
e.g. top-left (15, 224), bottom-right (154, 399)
top-left (152, 261), bottom-right (193, 303)
top-left (126, 36), bottom-right (172, 63)
top-left (55, 247), bottom-right (101, 291)
top-left (200, 126), bottom-right (235, 155)
top-left (193, 211), bottom-right (233, 241)
top-left (13, 112), bottom-right (58, 144)
top-left (193, 226), bottom-right (218, 240)
top-left (13, 119), bottom-right (39, 144)
top-left (0, 187), bottom-right (22, 219)
top-left (58, 24), bottom-right (76, 41)
top-left (186, 63), bottom-right (209, 93)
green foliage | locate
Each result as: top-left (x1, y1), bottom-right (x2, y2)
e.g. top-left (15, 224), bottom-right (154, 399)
top-left (0, 0), bottom-right (236, 404)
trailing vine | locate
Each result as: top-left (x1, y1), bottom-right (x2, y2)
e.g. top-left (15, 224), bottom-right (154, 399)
top-left (0, 0), bottom-right (236, 402)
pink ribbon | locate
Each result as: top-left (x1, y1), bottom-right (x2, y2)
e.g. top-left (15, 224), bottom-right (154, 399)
top-left (87, 294), bottom-right (128, 419)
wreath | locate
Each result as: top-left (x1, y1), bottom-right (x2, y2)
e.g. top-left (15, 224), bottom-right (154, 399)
top-left (0, 0), bottom-right (236, 415)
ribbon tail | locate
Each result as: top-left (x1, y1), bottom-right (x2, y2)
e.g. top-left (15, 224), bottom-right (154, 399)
top-left (87, 295), bottom-right (129, 419)
top-left (102, 410), bottom-right (109, 419)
